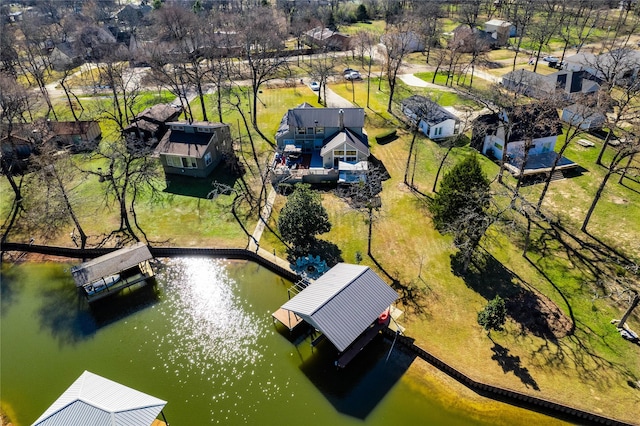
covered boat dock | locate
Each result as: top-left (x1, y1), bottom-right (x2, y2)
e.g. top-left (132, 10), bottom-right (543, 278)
top-left (32, 370), bottom-right (168, 426)
top-left (71, 242), bottom-right (156, 302)
top-left (275, 263), bottom-right (399, 368)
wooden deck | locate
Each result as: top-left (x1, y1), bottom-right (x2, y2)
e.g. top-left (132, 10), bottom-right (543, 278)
top-left (272, 307), bottom-right (304, 330)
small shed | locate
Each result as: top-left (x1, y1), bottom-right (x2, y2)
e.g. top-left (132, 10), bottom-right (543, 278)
top-left (71, 242), bottom-right (155, 302)
top-left (32, 370), bottom-right (168, 426)
top-left (279, 263), bottom-right (398, 366)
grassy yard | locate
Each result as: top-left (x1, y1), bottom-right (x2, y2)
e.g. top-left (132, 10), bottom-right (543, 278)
top-left (2, 52), bottom-right (640, 425)
top-left (258, 80), bottom-right (640, 424)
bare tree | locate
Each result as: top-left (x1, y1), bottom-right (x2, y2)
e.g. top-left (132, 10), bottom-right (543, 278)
top-left (235, 7), bottom-right (290, 130)
top-left (26, 139), bottom-right (89, 249)
top-left (529, 1), bottom-right (564, 73)
top-left (16, 15), bottom-right (58, 120)
top-left (0, 73), bottom-right (34, 202)
top-left (508, 0), bottom-right (536, 72)
top-left (309, 49), bottom-right (339, 105)
top-left (380, 19), bottom-right (416, 112)
top-left (337, 165), bottom-right (385, 256)
top-left (582, 130), bottom-right (640, 232)
top-left (82, 138), bottom-right (163, 244)
top-left (352, 30), bottom-right (377, 108)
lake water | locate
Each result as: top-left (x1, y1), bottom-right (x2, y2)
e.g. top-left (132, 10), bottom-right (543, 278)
top-left (1, 258), bottom-right (560, 425)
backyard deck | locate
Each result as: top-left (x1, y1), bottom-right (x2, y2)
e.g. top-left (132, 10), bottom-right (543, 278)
top-left (505, 152), bottom-right (578, 178)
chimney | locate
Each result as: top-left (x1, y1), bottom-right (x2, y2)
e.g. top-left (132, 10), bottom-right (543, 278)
top-left (339, 109), bottom-right (344, 130)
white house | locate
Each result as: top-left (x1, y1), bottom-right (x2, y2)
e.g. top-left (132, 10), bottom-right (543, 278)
top-left (473, 105), bottom-right (562, 161)
top-left (401, 95), bottom-right (460, 140)
top-left (484, 19), bottom-right (514, 45)
top-left (561, 103), bottom-right (606, 130)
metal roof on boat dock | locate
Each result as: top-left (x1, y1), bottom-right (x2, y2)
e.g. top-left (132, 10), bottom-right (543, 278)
top-left (71, 243), bottom-right (153, 287)
top-left (281, 263), bottom-right (398, 352)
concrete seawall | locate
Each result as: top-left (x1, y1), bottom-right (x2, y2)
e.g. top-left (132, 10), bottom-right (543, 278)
top-left (1, 242), bottom-right (632, 426)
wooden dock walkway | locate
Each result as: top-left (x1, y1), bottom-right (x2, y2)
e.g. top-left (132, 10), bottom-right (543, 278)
top-left (272, 307), bottom-right (303, 330)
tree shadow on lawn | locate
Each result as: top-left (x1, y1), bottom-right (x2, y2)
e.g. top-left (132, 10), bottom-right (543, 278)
top-left (453, 250), bottom-right (573, 342)
top-left (368, 253), bottom-right (428, 317)
top-left (526, 214), bottom-right (635, 294)
top-left (489, 337), bottom-right (540, 391)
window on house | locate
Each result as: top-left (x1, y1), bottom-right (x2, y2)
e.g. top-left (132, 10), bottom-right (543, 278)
top-left (345, 150), bottom-right (357, 156)
top-left (296, 127), bottom-right (306, 134)
top-left (315, 127), bottom-right (324, 134)
top-left (181, 157), bottom-right (197, 168)
top-left (165, 155), bottom-right (181, 167)
top-left (307, 127), bottom-right (314, 134)
top-left (197, 127), bottom-right (211, 133)
top-left (204, 152), bottom-right (212, 166)
top-left (172, 125), bottom-right (184, 131)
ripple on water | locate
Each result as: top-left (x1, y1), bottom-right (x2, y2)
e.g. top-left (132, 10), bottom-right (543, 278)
top-left (146, 258), bottom-right (287, 421)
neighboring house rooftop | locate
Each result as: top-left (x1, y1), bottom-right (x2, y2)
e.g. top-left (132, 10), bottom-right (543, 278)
top-left (47, 121), bottom-right (100, 137)
top-left (281, 263), bottom-right (398, 352)
top-left (475, 104), bottom-right (563, 142)
top-left (401, 95), bottom-right (459, 126)
top-left (503, 69), bottom-right (600, 98)
top-left (156, 121), bottom-right (226, 158)
top-left (32, 370), bottom-right (166, 426)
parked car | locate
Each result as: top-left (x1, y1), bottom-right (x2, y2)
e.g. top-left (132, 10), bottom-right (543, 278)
top-left (542, 55), bottom-right (559, 63)
top-left (309, 81), bottom-right (320, 91)
top-left (345, 71), bottom-right (361, 81)
top-left (343, 68), bottom-right (356, 75)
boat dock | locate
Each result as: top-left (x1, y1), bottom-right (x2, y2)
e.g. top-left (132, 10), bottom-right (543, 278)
top-left (272, 307), bottom-right (304, 330)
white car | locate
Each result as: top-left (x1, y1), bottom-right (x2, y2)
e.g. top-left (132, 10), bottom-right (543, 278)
top-left (345, 71), bottom-right (361, 81)
top-left (309, 81), bottom-right (320, 91)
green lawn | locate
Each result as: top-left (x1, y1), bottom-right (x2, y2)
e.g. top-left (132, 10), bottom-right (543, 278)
top-left (2, 51), bottom-right (640, 425)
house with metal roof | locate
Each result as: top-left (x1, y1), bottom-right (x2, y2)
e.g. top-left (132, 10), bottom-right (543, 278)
top-left (156, 121), bottom-right (232, 178)
top-left (278, 263), bottom-right (398, 367)
top-left (32, 370), bottom-right (168, 426)
top-left (273, 105), bottom-right (369, 184)
top-left (71, 242), bottom-right (156, 302)
top-left (401, 95), bottom-right (461, 140)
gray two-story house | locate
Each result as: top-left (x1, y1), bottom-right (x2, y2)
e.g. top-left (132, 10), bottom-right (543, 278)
top-left (156, 121), bottom-right (231, 178)
top-left (273, 104), bottom-right (369, 184)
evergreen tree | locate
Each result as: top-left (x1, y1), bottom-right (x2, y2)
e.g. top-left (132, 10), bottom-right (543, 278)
top-left (429, 155), bottom-right (492, 272)
top-left (356, 4), bottom-right (369, 22)
top-left (477, 296), bottom-right (507, 331)
top-left (277, 184), bottom-right (331, 253)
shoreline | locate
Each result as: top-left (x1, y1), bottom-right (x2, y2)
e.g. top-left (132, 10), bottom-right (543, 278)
top-left (0, 243), bottom-right (633, 426)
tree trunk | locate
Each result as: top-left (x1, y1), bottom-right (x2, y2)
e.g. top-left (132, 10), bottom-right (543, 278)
top-left (404, 130), bottom-right (417, 186)
top-left (433, 145), bottom-right (453, 193)
top-left (1, 161), bottom-right (22, 202)
top-left (595, 128), bottom-right (613, 166)
top-left (617, 294), bottom-right (640, 329)
top-left (618, 153), bottom-right (635, 184)
top-left (60, 79), bottom-right (80, 121)
top-left (367, 206), bottom-right (373, 256)
top-left (582, 170), bottom-right (612, 232)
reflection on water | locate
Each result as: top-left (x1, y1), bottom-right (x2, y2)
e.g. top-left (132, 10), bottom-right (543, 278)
top-left (0, 259), bottom-right (562, 426)
top-left (151, 258), bottom-right (287, 423)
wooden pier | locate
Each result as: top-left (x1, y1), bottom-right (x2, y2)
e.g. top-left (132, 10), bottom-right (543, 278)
top-left (272, 307), bottom-right (304, 330)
